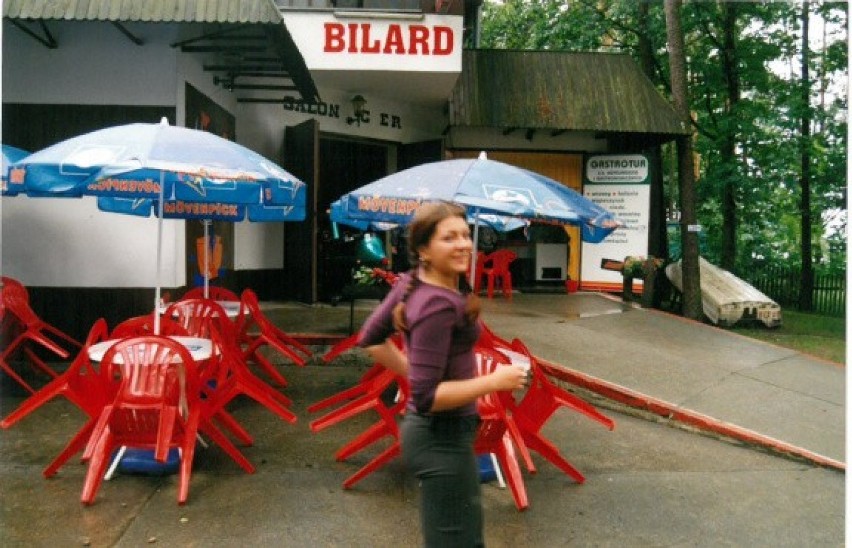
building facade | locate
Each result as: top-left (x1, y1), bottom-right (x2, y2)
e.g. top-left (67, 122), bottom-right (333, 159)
top-left (2, 0), bottom-right (686, 338)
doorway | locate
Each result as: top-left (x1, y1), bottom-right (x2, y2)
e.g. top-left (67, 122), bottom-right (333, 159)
top-left (317, 137), bottom-right (390, 302)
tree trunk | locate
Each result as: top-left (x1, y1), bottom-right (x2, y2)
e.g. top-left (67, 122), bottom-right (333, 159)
top-left (664, 0), bottom-right (702, 321)
top-left (799, 1), bottom-right (814, 311)
top-left (720, 2), bottom-right (740, 273)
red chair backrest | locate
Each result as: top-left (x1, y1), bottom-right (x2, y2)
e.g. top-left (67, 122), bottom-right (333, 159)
top-left (111, 315), bottom-right (189, 338)
top-left (183, 286), bottom-right (240, 302)
top-left (484, 250), bottom-right (517, 273)
top-left (1, 283), bottom-right (40, 326)
top-left (1, 276), bottom-right (28, 300)
top-left (165, 299), bottom-right (230, 339)
top-left (100, 335), bottom-right (198, 405)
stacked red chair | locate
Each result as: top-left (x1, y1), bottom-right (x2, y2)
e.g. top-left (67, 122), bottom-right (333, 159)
top-left (235, 289), bottom-right (312, 386)
top-left (80, 336), bottom-right (207, 505)
top-left (310, 334), bottom-right (407, 488)
top-left (0, 279), bottom-right (82, 393)
top-left (1, 319), bottom-right (111, 478)
top-left (505, 338), bottom-right (614, 484)
top-left (200, 323), bottom-right (298, 449)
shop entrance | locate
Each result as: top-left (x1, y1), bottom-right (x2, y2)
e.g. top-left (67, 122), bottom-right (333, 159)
top-left (317, 137), bottom-right (389, 302)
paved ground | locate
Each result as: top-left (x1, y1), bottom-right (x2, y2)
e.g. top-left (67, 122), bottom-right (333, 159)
top-left (0, 292), bottom-right (844, 546)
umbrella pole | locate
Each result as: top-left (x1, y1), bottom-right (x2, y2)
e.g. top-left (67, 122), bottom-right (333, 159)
top-left (203, 220), bottom-right (210, 299)
top-left (470, 208), bottom-right (481, 288)
top-left (154, 171), bottom-right (165, 335)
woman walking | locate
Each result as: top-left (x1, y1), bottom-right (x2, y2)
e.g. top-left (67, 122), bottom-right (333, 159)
top-left (359, 201), bottom-right (527, 547)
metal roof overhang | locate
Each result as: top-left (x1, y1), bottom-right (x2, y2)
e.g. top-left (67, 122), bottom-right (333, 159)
top-left (4, 0), bottom-right (321, 104)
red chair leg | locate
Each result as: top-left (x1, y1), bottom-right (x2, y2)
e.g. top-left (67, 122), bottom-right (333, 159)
top-left (492, 437), bottom-right (529, 511)
top-left (335, 419), bottom-right (394, 462)
top-left (520, 429), bottom-right (586, 484)
top-left (80, 432), bottom-right (115, 505)
top-left (43, 419), bottom-right (97, 478)
top-left (343, 442), bottom-right (401, 489)
top-left (213, 409), bottom-right (255, 446)
top-left (198, 421), bottom-right (256, 474)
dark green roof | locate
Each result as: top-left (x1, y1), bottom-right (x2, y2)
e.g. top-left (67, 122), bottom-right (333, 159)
top-left (450, 49), bottom-right (689, 136)
top-left (3, 0), bottom-right (282, 24)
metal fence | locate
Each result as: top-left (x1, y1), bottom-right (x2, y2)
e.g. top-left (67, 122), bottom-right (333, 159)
top-left (744, 266), bottom-right (846, 317)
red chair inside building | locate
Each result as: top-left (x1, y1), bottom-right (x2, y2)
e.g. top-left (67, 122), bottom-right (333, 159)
top-left (80, 336), bottom-right (205, 505)
top-left (505, 338), bottom-right (614, 484)
top-left (481, 249), bottom-right (517, 299)
top-left (0, 282), bottom-right (82, 393)
top-left (235, 289), bottom-right (312, 386)
top-left (0, 319), bottom-right (111, 478)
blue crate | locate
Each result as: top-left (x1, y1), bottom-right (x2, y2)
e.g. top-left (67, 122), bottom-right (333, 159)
top-left (117, 448), bottom-right (180, 476)
top-left (478, 454), bottom-right (498, 483)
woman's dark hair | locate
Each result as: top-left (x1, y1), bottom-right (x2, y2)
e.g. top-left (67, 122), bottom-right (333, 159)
top-left (392, 201), bottom-right (481, 331)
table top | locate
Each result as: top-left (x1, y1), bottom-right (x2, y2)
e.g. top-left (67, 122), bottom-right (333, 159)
top-left (88, 336), bottom-right (213, 363)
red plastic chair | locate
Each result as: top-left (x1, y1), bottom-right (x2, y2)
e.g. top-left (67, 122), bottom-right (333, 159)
top-left (0, 319), bottom-right (111, 478)
top-left (235, 289), bottom-right (312, 386)
top-left (481, 249), bottom-right (517, 299)
top-left (311, 367), bottom-right (409, 489)
top-left (182, 286), bottom-right (240, 302)
top-left (201, 323), bottom-right (297, 444)
top-left (0, 283), bottom-right (82, 393)
top-left (80, 336), bottom-right (205, 505)
top-left (505, 338), bottom-right (614, 484)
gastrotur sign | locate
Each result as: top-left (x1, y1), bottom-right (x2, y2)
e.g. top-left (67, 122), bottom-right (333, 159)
top-left (280, 12), bottom-right (463, 72)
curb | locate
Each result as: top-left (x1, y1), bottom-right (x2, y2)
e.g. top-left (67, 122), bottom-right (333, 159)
top-left (537, 357), bottom-right (846, 472)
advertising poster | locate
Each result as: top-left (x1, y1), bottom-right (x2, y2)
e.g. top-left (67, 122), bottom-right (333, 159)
top-left (581, 154), bottom-right (650, 292)
top-left (185, 83), bottom-right (235, 287)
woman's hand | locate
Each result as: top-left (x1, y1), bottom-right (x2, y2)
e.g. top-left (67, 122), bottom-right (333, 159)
top-left (488, 364), bottom-right (528, 392)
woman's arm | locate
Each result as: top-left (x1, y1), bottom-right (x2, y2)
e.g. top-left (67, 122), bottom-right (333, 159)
top-left (364, 339), bottom-right (409, 377)
top-left (430, 364), bottom-right (527, 412)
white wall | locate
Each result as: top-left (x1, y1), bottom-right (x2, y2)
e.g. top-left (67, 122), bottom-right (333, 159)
top-left (2, 21), bottom-right (185, 287)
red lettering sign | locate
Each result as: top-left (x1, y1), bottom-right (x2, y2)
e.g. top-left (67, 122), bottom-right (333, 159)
top-left (322, 22), bottom-right (455, 56)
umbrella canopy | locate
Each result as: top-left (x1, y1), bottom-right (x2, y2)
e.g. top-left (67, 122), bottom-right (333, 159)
top-left (12, 119), bottom-right (306, 333)
top-left (11, 118), bottom-right (304, 207)
top-left (330, 199), bottom-right (526, 233)
top-left (330, 153), bottom-right (621, 244)
top-left (1, 145), bottom-right (30, 196)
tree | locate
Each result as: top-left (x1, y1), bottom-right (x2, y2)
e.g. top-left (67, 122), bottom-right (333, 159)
top-left (664, 0), bottom-right (702, 320)
top-left (798, 1), bottom-right (814, 310)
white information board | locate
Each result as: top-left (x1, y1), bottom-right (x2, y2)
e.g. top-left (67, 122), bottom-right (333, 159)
top-left (581, 155), bottom-right (651, 292)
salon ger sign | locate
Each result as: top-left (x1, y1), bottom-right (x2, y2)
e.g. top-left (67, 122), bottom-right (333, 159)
top-left (281, 13), bottom-right (463, 71)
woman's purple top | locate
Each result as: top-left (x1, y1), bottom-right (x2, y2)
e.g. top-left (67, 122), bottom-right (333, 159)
top-left (358, 272), bottom-right (481, 417)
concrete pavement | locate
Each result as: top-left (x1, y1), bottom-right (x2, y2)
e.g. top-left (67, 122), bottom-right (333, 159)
top-left (0, 291), bottom-right (844, 546)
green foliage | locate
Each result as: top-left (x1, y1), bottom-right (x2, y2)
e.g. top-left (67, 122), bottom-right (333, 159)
top-left (480, 0), bottom-right (847, 276)
top-left (729, 310), bottom-right (846, 364)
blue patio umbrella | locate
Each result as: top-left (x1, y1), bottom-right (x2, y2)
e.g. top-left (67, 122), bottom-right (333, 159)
top-left (331, 152), bottom-right (622, 274)
top-left (1, 144), bottom-right (30, 196)
top-left (12, 118), bottom-right (306, 332)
